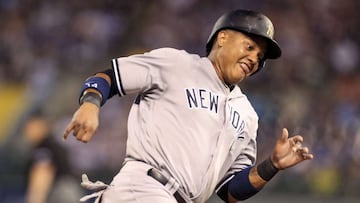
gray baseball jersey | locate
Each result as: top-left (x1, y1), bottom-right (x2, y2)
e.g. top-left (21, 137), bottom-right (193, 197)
top-left (110, 48), bottom-right (258, 202)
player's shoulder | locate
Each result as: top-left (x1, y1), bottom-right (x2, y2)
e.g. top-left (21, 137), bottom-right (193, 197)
top-left (148, 48), bottom-right (199, 59)
top-left (150, 47), bottom-right (186, 54)
top-left (145, 48), bottom-right (205, 72)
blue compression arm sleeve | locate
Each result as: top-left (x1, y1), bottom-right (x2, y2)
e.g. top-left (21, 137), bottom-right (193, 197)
top-left (217, 167), bottom-right (259, 202)
top-left (100, 69), bottom-right (118, 98)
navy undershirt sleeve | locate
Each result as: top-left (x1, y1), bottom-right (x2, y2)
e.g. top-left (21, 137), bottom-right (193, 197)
top-left (217, 167), bottom-right (260, 202)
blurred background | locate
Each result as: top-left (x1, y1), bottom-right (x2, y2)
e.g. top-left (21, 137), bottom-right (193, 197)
top-left (0, 0), bottom-right (360, 202)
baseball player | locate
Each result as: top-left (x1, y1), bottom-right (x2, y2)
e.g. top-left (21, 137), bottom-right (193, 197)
top-left (63, 9), bottom-right (313, 203)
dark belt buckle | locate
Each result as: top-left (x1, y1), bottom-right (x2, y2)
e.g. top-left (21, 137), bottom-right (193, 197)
top-left (147, 168), bottom-right (168, 185)
top-left (147, 168), bottom-right (187, 203)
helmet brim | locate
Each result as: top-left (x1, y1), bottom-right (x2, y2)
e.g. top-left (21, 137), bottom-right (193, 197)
top-left (265, 38), bottom-right (281, 59)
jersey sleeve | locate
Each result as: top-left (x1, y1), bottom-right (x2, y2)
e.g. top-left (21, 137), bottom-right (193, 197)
top-left (228, 105), bottom-right (258, 172)
top-left (231, 137), bottom-right (257, 172)
top-left (111, 48), bottom-right (176, 96)
top-left (215, 137), bottom-right (257, 196)
top-left (216, 128), bottom-right (258, 192)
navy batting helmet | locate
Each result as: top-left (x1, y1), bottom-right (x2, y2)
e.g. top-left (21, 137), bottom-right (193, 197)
top-left (206, 9), bottom-right (281, 70)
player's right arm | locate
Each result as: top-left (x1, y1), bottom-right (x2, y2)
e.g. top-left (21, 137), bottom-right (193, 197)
top-left (63, 72), bottom-right (112, 143)
top-left (63, 49), bottom-right (176, 143)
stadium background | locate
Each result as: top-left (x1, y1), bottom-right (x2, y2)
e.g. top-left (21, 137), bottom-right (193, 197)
top-left (0, 0), bottom-right (359, 202)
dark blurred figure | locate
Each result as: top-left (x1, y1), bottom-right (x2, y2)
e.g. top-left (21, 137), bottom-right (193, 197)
top-left (23, 111), bottom-right (82, 203)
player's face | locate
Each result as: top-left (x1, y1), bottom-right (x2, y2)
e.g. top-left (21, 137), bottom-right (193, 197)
top-left (215, 30), bottom-right (267, 85)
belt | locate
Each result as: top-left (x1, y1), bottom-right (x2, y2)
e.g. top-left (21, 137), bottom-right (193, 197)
top-left (147, 168), bottom-right (187, 203)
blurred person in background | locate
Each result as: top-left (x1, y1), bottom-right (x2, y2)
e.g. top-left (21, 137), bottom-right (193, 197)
top-left (23, 110), bottom-right (82, 203)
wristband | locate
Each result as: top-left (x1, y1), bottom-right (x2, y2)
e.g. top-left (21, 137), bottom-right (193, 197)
top-left (257, 157), bottom-right (279, 181)
top-left (79, 92), bottom-right (101, 108)
top-left (79, 76), bottom-right (110, 106)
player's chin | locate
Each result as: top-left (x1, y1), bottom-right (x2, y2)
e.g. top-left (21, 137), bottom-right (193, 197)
top-left (236, 71), bottom-right (248, 82)
top-left (231, 74), bottom-right (246, 84)
top-left (227, 69), bottom-right (247, 84)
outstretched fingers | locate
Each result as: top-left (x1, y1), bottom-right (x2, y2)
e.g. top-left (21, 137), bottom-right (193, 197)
top-left (279, 128), bottom-right (289, 143)
top-left (297, 147), bottom-right (314, 160)
top-left (273, 128), bottom-right (314, 169)
top-left (290, 135), bottom-right (304, 153)
top-left (63, 119), bottom-right (95, 143)
top-left (291, 135), bottom-right (304, 144)
top-left (63, 122), bottom-right (76, 140)
top-left (78, 130), bottom-right (94, 143)
top-left (302, 153), bottom-right (314, 160)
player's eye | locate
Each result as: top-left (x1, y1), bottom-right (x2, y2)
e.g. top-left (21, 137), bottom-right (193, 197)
top-left (246, 43), bottom-right (253, 50)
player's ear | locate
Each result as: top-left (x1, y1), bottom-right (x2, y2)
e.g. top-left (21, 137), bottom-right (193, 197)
top-left (216, 30), bottom-right (228, 47)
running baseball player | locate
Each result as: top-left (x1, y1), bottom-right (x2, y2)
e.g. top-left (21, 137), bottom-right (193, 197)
top-left (63, 9), bottom-right (313, 203)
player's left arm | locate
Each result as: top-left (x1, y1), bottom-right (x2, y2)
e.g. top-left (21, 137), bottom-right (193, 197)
top-left (218, 128), bottom-right (314, 203)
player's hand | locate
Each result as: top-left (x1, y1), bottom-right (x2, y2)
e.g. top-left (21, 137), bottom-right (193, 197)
top-left (270, 128), bottom-right (314, 170)
top-left (63, 102), bottom-right (100, 143)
